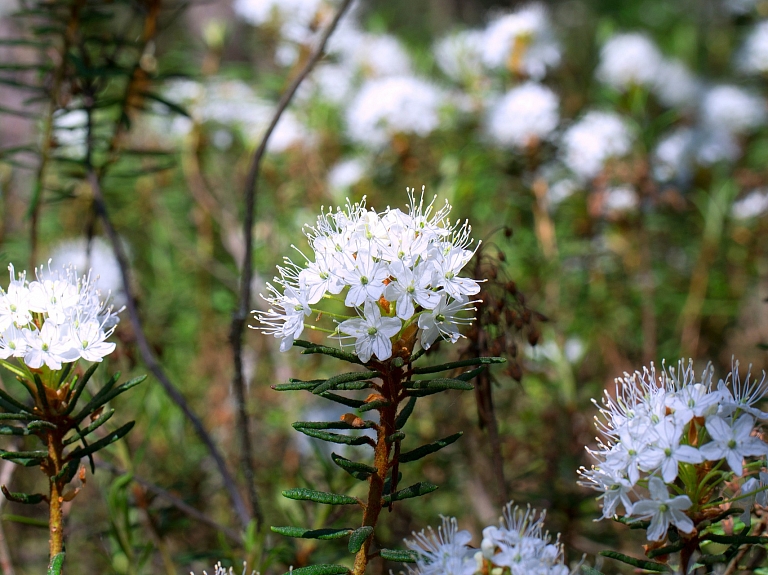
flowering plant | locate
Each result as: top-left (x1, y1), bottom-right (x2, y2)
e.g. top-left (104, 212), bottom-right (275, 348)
top-left (580, 360), bottom-right (768, 573)
top-left (255, 192), bottom-right (503, 575)
top-left (403, 503), bottom-right (574, 575)
top-left (0, 263), bottom-right (144, 572)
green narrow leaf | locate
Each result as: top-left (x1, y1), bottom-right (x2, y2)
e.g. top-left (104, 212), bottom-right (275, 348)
top-left (271, 526), bottom-right (352, 540)
top-left (386, 431), bottom-right (405, 444)
top-left (455, 366), bottom-right (488, 381)
top-left (139, 91), bottom-right (192, 117)
top-left (395, 396), bottom-right (417, 429)
top-left (52, 460), bottom-right (80, 484)
top-left (318, 392), bottom-right (365, 408)
top-left (0, 387), bottom-right (31, 414)
top-left (71, 371), bottom-right (121, 420)
top-left (26, 420), bottom-right (57, 432)
top-left (313, 371), bottom-right (380, 396)
top-left (411, 357), bottom-right (505, 375)
top-left (280, 565), bottom-right (349, 575)
top-left (293, 340), bottom-right (363, 365)
top-left (647, 541), bottom-right (685, 558)
top-left (358, 398), bottom-right (390, 412)
top-left (382, 482), bottom-right (438, 504)
top-left (348, 526), bottom-right (374, 553)
top-left (704, 534), bottom-right (768, 545)
top-left (580, 566), bottom-right (605, 575)
top-left (47, 552), bottom-right (65, 575)
top-left (66, 421), bottom-right (135, 461)
top-left (599, 551), bottom-right (672, 572)
top-left (272, 380), bottom-right (324, 391)
top-left (74, 375), bottom-right (147, 422)
top-left (63, 363), bottom-right (100, 415)
top-left (293, 427), bottom-right (374, 446)
top-left (331, 453), bottom-right (376, 481)
top-left (33, 374), bottom-right (49, 412)
top-left (0, 485), bottom-right (45, 504)
top-left (0, 413), bottom-right (33, 421)
top-left (0, 450), bottom-right (45, 466)
top-left (379, 549), bottom-right (418, 563)
top-left (405, 378), bottom-right (474, 391)
top-left (293, 421), bottom-right (374, 430)
top-left (0, 424), bottom-right (27, 436)
top-left (399, 432), bottom-right (463, 463)
top-left (64, 409), bottom-right (115, 446)
top-left (282, 488), bottom-right (359, 505)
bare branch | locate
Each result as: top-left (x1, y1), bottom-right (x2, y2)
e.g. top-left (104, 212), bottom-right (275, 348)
top-left (228, 0), bottom-right (355, 532)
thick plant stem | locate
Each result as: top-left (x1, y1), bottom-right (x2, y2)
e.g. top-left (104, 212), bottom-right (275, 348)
top-left (46, 430), bottom-right (65, 561)
top-left (352, 369), bottom-right (399, 575)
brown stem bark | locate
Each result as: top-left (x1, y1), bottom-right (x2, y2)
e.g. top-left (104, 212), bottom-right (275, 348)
top-left (352, 369), bottom-right (399, 575)
top-left (46, 429), bottom-right (65, 561)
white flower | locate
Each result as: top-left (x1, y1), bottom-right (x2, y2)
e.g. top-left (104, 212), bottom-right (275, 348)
top-left (596, 33), bottom-right (663, 91)
top-left (482, 4), bottom-right (561, 79)
top-left (737, 21), bottom-right (768, 75)
top-left (430, 246), bottom-right (481, 301)
top-left (732, 189), bottom-right (768, 220)
top-left (23, 320), bottom-right (78, 370)
top-left (578, 467), bottom-right (635, 518)
top-left (485, 82), bottom-right (559, 148)
top-left (340, 253), bottom-right (389, 307)
top-left (637, 420), bottom-right (703, 483)
top-left (699, 415), bottom-right (768, 476)
top-left (256, 284), bottom-right (312, 352)
top-left (653, 128), bottom-right (696, 182)
top-left (405, 516), bottom-right (476, 575)
top-left (700, 85), bottom-right (767, 135)
top-left (653, 59), bottom-right (700, 108)
top-left (630, 477), bottom-right (693, 541)
top-left (560, 111), bottom-right (633, 181)
top-left (345, 76), bottom-right (444, 148)
top-left (418, 295), bottom-right (476, 350)
top-left (717, 361), bottom-right (768, 419)
top-left (0, 281), bottom-right (32, 331)
top-left (337, 300), bottom-right (401, 363)
top-left (0, 326), bottom-right (28, 360)
top-left (385, 261), bottom-right (441, 320)
top-left (667, 383), bottom-right (721, 425)
top-left (602, 186), bottom-right (638, 215)
top-left (189, 561), bottom-right (256, 575)
top-left (72, 320), bottom-right (116, 362)
top-left (434, 30), bottom-right (485, 83)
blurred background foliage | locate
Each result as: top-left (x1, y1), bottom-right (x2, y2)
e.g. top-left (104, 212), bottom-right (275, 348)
top-left (0, 0), bottom-right (767, 572)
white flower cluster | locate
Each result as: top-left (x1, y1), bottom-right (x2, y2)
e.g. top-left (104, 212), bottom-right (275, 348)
top-left (403, 504), bottom-right (572, 575)
top-left (0, 264), bottom-right (120, 370)
top-left (560, 111), bottom-right (633, 182)
top-left (579, 360), bottom-right (768, 541)
top-left (189, 562), bottom-right (256, 575)
top-left (485, 82), bottom-right (560, 149)
top-left (253, 191), bottom-right (480, 363)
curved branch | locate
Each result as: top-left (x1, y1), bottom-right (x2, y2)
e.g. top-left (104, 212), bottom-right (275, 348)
top-left (228, 0), bottom-right (355, 533)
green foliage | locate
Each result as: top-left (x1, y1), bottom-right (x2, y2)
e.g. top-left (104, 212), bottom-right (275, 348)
top-left (281, 488), bottom-right (359, 506)
top-left (599, 551), bottom-right (672, 572)
top-left (47, 552), bottom-right (65, 575)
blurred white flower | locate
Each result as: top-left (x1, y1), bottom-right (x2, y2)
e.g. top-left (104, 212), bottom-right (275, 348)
top-left (732, 188), bottom-right (768, 219)
top-left (300, 63), bottom-right (356, 105)
top-left (345, 76), bottom-right (444, 148)
top-left (53, 109), bottom-right (87, 157)
top-left (603, 186), bottom-right (638, 215)
top-left (653, 59), bottom-right (700, 108)
top-left (482, 4), bottom-right (561, 79)
top-left (485, 82), bottom-right (559, 148)
top-left (560, 111), bottom-right (633, 181)
top-left (548, 178), bottom-right (579, 206)
top-left (49, 237), bottom-right (126, 308)
top-left (327, 158), bottom-right (366, 192)
top-left (700, 84), bottom-right (767, 134)
top-left (328, 25), bottom-right (412, 78)
top-left (738, 21), bottom-right (768, 74)
top-left (596, 33), bottom-right (663, 91)
top-left (232, 0), bottom-right (327, 45)
top-left (653, 127), bottom-right (696, 182)
top-left (189, 561), bottom-right (256, 575)
top-left (434, 30), bottom-right (486, 83)
top-left (694, 128), bottom-right (740, 165)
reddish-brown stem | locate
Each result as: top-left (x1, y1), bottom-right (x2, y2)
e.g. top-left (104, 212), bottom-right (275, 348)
top-left (352, 366), bottom-right (401, 575)
top-left (46, 429), bottom-right (65, 561)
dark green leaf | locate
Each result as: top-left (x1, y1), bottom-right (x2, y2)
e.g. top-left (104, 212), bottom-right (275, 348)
top-left (0, 387), bottom-right (31, 414)
top-left (382, 482), bottom-right (438, 504)
top-left (280, 565), bottom-right (349, 575)
top-left (358, 398), bottom-right (390, 412)
top-left (318, 392), bottom-right (365, 408)
top-left (348, 526), bottom-right (373, 553)
top-left (0, 450), bottom-right (45, 466)
top-left (139, 91), bottom-right (191, 117)
top-left (331, 453), bottom-right (376, 481)
top-left (64, 409), bottom-right (115, 446)
top-left (282, 488), bottom-right (359, 505)
top-left (63, 363), bottom-right (100, 416)
top-left (399, 432), bottom-right (463, 463)
top-left (52, 460), bottom-right (80, 484)
top-left (293, 421), bottom-right (375, 430)
top-left (294, 340), bottom-right (363, 365)
top-left (647, 540), bottom-right (685, 558)
top-left (405, 378), bottom-right (473, 391)
top-left (71, 370), bottom-right (122, 420)
top-left (379, 549), bottom-right (418, 563)
top-left (26, 420), bottom-right (57, 433)
top-left (273, 380), bottom-right (324, 391)
top-left (386, 431), bottom-right (405, 443)
top-left (395, 396), bottom-right (417, 430)
top-left (47, 553), bottom-right (65, 575)
top-left (1, 485), bottom-right (45, 504)
top-left (66, 421), bottom-right (135, 461)
top-left (271, 526), bottom-right (352, 540)
top-left (599, 551), bottom-right (672, 572)
top-left (411, 357), bottom-right (505, 375)
top-left (0, 424), bottom-right (27, 436)
top-left (313, 371), bottom-right (380, 396)
top-left (73, 375), bottom-right (146, 422)
top-left (293, 428), bottom-right (374, 446)
top-left (0, 413), bottom-right (33, 421)
top-left (455, 366), bottom-right (488, 381)
top-left (580, 567), bottom-right (605, 575)
top-left (33, 374), bottom-right (49, 412)
top-left (703, 534), bottom-right (768, 545)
